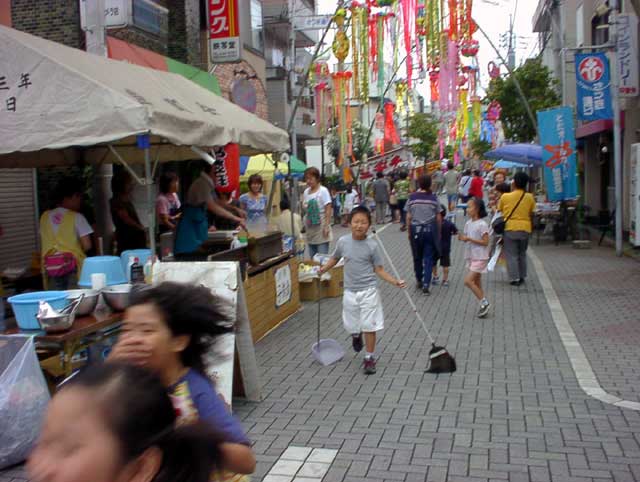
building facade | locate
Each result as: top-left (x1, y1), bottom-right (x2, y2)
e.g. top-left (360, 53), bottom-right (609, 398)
top-left (534, 0), bottom-right (640, 233)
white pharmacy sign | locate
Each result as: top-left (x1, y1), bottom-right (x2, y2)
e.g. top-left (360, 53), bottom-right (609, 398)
top-left (617, 13), bottom-right (639, 98)
top-left (294, 15), bottom-right (332, 31)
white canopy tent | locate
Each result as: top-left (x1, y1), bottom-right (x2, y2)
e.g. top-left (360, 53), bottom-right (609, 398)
top-left (0, 25), bottom-right (290, 252)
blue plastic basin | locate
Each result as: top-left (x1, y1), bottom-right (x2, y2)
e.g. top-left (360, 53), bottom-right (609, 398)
top-left (78, 256), bottom-right (127, 288)
top-left (8, 291), bottom-right (69, 330)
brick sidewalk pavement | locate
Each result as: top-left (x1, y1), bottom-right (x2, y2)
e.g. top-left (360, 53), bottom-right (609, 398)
top-left (532, 243), bottom-right (640, 403)
top-left (233, 225), bottom-right (640, 482)
top-left (3, 226), bottom-right (640, 482)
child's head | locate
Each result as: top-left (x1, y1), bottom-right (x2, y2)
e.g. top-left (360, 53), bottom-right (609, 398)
top-left (467, 197), bottom-right (487, 219)
top-left (350, 205), bottom-right (371, 238)
top-left (122, 282), bottom-right (231, 375)
top-left (279, 196), bottom-right (290, 211)
top-left (495, 182), bottom-right (511, 194)
top-left (28, 363), bottom-right (223, 482)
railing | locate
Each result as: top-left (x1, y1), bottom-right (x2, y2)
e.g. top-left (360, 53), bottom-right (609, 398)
top-left (132, 0), bottom-right (168, 36)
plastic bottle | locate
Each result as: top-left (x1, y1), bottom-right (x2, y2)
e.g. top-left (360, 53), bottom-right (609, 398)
top-left (237, 230), bottom-right (249, 247)
top-left (231, 234), bottom-right (242, 250)
top-left (126, 256), bottom-right (136, 282)
top-left (143, 257), bottom-right (154, 284)
top-left (130, 257), bottom-right (144, 284)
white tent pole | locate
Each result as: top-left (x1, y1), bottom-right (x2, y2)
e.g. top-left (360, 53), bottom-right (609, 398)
top-left (107, 145), bottom-right (144, 185)
top-left (145, 146), bottom-right (156, 256)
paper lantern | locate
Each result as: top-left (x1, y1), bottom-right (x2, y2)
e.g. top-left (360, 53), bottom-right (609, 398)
top-left (212, 143), bottom-right (240, 193)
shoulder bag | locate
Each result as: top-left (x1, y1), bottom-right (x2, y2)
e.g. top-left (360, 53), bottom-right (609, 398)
top-left (492, 191), bottom-right (526, 235)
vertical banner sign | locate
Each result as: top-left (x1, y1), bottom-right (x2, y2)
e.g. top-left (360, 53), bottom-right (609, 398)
top-left (575, 52), bottom-right (613, 121)
top-left (617, 14), bottom-right (639, 98)
top-left (208, 0), bottom-right (241, 63)
top-left (537, 107), bottom-right (578, 201)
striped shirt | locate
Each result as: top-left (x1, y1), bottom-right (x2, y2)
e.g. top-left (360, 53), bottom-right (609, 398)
top-left (406, 191), bottom-right (439, 225)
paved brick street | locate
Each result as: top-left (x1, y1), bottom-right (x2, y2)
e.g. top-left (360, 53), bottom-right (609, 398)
top-left (233, 225), bottom-right (640, 482)
top-left (3, 226), bottom-right (640, 482)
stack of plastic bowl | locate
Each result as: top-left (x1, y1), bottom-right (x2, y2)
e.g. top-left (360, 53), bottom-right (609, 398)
top-left (78, 256), bottom-right (127, 288)
top-left (8, 291), bottom-right (69, 330)
top-left (120, 249), bottom-right (152, 274)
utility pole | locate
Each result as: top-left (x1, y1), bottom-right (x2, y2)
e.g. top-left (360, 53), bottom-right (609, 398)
top-left (82, 0), bottom-right (112, 254)
top-left (288, 0), bottom-right (298, 159)
top-left (610, 0), bottom-right (623, 256)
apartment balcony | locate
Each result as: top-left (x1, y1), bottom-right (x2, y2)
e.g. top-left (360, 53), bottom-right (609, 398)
top-left (263, 0), bottom-right (318, 48)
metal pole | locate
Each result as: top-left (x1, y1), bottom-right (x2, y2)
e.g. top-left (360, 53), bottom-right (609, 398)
top-left (144, 147), bottom-right (156, 256)
top-left (611, 2), bottom-right (624, 256)
top-left (321, 136), bottom-right (325, 179)
top-left (288, 0), bottom-right (298, 159)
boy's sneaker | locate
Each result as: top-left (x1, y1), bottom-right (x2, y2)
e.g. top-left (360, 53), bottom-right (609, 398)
top-left (363, 357), bottom-right (377, 375)
top-left (432, 276), bottom-right (440, 285)
top-left (351, 333), bottom-right (363, 353)
top-left (477, 300), bottom-right (490, 318)
top-left (422, 286), bottom-right (430, 295)
top-left (442, 280), bottom-right (449, 287)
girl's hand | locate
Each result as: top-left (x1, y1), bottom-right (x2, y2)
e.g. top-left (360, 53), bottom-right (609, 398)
top-left (108, 337), bottom-right (151, 366)
top-left (458, 233), bottom-right (467, 242)
top-left (395, 279), bottom-right (406, 288)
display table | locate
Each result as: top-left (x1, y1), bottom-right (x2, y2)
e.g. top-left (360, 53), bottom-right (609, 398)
top-left (4, 311), bottom-right (123, 378)
top-left (244, 253), bottom-right (300, 343)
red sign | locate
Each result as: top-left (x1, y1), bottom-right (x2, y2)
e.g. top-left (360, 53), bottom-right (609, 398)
top-left (208, 0), bottom-right (239, 39)
top-left (578, 56), bottom-right (605, 83)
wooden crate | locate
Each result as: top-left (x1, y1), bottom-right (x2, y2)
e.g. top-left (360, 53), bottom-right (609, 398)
top-left (243, 257), bottom-right (300, 342)
top-left (299, 260), bottom-right (344, 301)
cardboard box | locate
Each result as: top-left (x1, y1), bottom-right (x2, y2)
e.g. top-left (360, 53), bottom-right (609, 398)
top-left (298, 260), bottom-right (343, 301)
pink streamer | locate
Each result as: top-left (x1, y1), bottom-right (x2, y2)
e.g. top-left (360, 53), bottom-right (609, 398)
top-left (401, 0), bottom-right (415, 88)
top-left (438, 40), bottom-right (459, 113)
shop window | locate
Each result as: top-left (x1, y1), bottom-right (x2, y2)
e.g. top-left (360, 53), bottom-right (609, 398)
top-left (591, 12), bottom-right (610, 46)
top-left (250, 0), bottom-right (264, 52)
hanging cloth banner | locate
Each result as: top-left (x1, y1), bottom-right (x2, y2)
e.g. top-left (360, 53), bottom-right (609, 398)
top-left (574, 52), bottom-right (613, 121)
top-left (537, 106), bottom-right (578, 201)
top-left (384, 101), bottom-right (400, 147)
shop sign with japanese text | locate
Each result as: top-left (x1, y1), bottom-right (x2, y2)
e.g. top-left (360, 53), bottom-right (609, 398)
top-left (617, 13), bottom-right (639, 98)
top-left (207, 0), bottom-right (240, 63)
top-left (537, 106), bottom-right (578, 202)
top-left (575, 52), bottom-right (613, 121)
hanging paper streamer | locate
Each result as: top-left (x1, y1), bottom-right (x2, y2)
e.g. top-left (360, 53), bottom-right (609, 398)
top-left (384, 101), bottom-right (400, 147)
top-left (331, 71), bottom-right (354, 171)
top-left (332, 9), bottom-right (349, 62)
top-left (395, 81), bottom-right (408, 116)
top-left (400, 0), bottom-right (416, 87)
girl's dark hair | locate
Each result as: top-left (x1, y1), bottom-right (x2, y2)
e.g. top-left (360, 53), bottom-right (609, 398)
top-left (68, 363), bottom-right (224, 482)
top-left (469, 197), bottom-right (488, 218)
top-left (279, 196), bottom-right (290, 211)
top-left (129, 282), bottom-right (232, 372)
top-left (159, 172), bottom-right (178, 195)
top-left (350, 205), bottom-right (372, 224)
top-left (111, 171), bottom-right (133, 196)
top-left (418, 174), bottom-right (432, 191)
top-left (247, 174), bottom-right (263, 189)
top-left (399, 171), bottom-right (408, 180)
top-left (495, 182), bottom-right (511, 194)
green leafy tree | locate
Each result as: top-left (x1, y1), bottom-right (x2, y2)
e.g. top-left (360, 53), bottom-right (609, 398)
top-left (407, 113), bottom-right (440, 162)
top-left (470, 137), bottom-right (492, 159)
top-left (327, 120), bottom-right (374, 165)
top-left (486, 58), bottom-right (560, 142)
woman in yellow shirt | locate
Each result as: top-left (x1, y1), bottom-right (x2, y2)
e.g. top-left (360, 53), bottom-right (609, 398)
top-left (497, 172), bottom-right (536, 285)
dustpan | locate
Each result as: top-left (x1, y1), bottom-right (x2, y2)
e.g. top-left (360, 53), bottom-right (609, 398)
top-left (311, 298), bottom-right (344, 366)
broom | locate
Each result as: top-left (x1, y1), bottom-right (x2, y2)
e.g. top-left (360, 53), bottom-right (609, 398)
top-left (372, 228), bottom-right (456, 374)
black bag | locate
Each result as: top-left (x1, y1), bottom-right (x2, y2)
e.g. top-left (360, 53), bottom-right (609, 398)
top-left (492, 192), bottom-right (525, 235)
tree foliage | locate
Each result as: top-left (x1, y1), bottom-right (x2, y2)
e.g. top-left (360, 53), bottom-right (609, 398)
top-left (470, 137), bottom-right (492, 159)
top-left (486, 58), bottom-right (560, 143)
top-left (407, 113), bottom-right (440, 161)
top-left (326, 120), bottom-right (374, 165)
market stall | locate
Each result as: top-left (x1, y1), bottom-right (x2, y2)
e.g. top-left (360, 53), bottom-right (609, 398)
top-left (0, 25), bottom-right (292, 409)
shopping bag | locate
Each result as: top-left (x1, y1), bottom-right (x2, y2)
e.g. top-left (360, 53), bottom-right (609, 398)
top-left (487, 244), bottom-right (502, 272)
top-left (0, 336), bottom-right (50, 469)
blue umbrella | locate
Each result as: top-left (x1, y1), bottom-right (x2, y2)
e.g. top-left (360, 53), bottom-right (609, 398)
top-left (484, 143), bottom-right (543, 166)
top-left (493, 159), bottom-right (523, 169)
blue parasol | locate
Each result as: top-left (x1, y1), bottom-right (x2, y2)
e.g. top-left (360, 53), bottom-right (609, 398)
top-left (484, 143), bottom-right (543, 166)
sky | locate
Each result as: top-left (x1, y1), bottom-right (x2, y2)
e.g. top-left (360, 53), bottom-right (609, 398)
top-left (315, 0), bottom-right (540, 98)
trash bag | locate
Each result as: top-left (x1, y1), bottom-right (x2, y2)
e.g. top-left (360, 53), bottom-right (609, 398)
top-left (0, 335), bottom-right (50, 469)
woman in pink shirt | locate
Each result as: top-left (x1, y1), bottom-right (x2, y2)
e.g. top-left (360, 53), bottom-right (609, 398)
top-left (156, 171), bottom-right (181, 233)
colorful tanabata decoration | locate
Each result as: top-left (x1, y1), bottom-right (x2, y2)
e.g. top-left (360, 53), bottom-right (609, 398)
top-left (332, 9), bottom-right (349, 62)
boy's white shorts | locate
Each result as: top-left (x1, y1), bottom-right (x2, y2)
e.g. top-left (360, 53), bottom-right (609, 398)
top-left (342, 287), bottom-right (384, 334)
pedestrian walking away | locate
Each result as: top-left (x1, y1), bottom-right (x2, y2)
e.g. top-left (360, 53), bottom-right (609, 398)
top-left (372, 172), bottom-right (390, 224)
top-left (432, 204), bottom-right (458, 287)
top-left (319, 205), bottom-right (406, 375)
top-left (458, 169), bottom-right (472, 204)
top-left (459, 197), bottom-right (491, 318)
top-left (406, 174), bottom-right (441, 295)
top-left (498, 171), bottom-right (536, 285)
top-left (394, 171), bottom-right (411, 231)
top-left (443, 161), bottom-right (459, 213)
